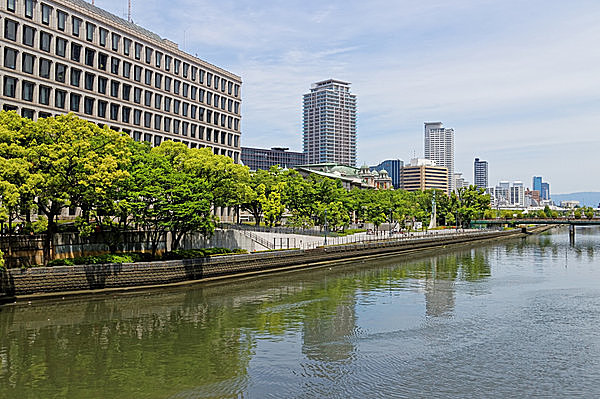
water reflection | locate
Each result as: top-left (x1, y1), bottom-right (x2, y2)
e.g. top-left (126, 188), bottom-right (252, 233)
top-left (3, 227), bottom-right (598, 398)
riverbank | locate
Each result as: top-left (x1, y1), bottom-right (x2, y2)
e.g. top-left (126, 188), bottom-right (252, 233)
top-left (0, 226), bottom-right (554, 304)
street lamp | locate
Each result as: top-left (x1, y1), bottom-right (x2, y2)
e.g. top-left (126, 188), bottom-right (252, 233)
top-left (324, 209), bottom-right (328, 245)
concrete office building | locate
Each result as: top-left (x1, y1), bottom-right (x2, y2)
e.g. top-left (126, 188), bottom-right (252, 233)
top-left (303, 79), bottom-right (357, 166)
top-left (0, 0), bottom-right (242, 161)
top-left (474, 158), bottom-right (488, 188)
top-left (401, 158), bottom-right (449, 194)
top-left (241, 146), bottom-right (306, 171)
top-left (370, 159), bottom-right (403, 189)
top-left (510, 181), bottom-right (524, 207)
top-left (424, 122), bottom-right (454, 192)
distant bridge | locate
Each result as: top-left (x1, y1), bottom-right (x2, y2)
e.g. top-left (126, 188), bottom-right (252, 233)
top-left (472, 218), bottom-right (600, 243)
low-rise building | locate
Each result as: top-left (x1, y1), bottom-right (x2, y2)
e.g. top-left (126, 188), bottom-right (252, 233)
top-left (401, 158), bottom-right (449, 194)
top-left (241, 146), bottom-right (305, 171)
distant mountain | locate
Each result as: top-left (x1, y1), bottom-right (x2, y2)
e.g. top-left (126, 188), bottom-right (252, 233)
top-left (552, 192), bottom-right (600, 208)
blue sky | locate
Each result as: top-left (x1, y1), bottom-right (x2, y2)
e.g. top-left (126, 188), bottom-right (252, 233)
top-left (98, 0), bottom-right (600, 193)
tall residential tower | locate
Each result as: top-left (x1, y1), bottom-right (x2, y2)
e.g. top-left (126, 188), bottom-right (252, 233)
top-left (303, 79), bottom-right (357, 166)
top-left (474, 158), bottom-right (488, 188)
top-left (424, 122), bottom-right (454, 192)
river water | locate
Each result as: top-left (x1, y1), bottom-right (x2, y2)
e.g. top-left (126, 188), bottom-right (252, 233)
top-left (1, 227), bottom-right (600, 398)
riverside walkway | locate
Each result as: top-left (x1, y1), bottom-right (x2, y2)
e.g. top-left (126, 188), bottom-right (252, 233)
top-left (472, 218), bottom-right (600, 242)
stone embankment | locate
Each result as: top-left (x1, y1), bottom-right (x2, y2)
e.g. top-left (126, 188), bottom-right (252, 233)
top-left (0, 226), bottom-right (552, 302)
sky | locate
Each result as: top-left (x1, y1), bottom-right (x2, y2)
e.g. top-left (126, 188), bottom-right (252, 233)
top-left (96, 0), bottom-right (600, 194)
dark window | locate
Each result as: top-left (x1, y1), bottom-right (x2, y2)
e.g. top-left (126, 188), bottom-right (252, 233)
top-left (165, 55), bottom-right (171, 71)
top-left (122, 84), bottom-right (131, 101)
top-left (173, 120), bottom-right (180, 134)
top-left (98, 77), bottom-right (107, 94)
top-left (22, 53), bottom-right (35, 74)
top-left (182, 83), bottom-right (189, 98)
top-left (154, 94), bottom-right (162, 109)
top-left (215, 76), bottom-right (220, 90)
top-left (25, 0), bottom-right (34, 18)
top-left (3, 76), bottom-right (17, 97)
top-left (111, 57), bottom-right (120, 74)
top-left (98, 53), bottom-right (107, 70)
top-left (221, 79), bottom-right (226, 92)
top-left (40, 31), bottom-right (51, 52)
top-left (56, 37), bottom-right (66, 57)
top-left (111, 33), bottom-right (120, 51)
top-left (39, 85), bottom-right (51, 105)
top-left (206, 73), bottom-right (212, 87)
top-left (70, 93), bottom-right (81, 112)
top-left (134, 66), bottom-right (142, 82)
top-left (38, 111), bottom-right (52, 119)
top-left (191, 86), bottom-right (197, 100)
top-left (234, 84), bottom-right (239, 97)
top-left (155, 51), bottom-right (162, 68)
top-left (154, 114), bottom-right (161, 130)
top-left (39, 58), bottom-right (51, 78)
top-left (122, 107), bottom-right (131, 123)
top-left (228, 81), bottom-right (233, 95)
top-left (134, 87), bottom-right (141, 104)
top-left (23, 25), bottom-right (35, 46)
top-left (155, 73), bottom-right (162, 89)
top-left (164, 118), bottom-right (171, 132)
top-left (173, 100), bottom-right (180, 115)
top-left (191, 124), bottom-right (196, 138)
top-left (182, 122), bottom-right (188, 136)
top-left (7, 0), bottom-right (15, 12)
top-left (111, 80), bottom-right (119, 97)
top-left (55, 89), bottom-right (66, 108)
top-left (85, 48), bottom-right (95, 66)
top-left (123, 38), bottom-right (131, 56)
top-left (99, 28), bottom-right (108, 47)
top-left (164, 76), bottom-right (171, 92)
top-left (84, 97), bottom-right (94, 115)
top-left (145, 69), bottom-right (152, 85)
top-left (183, 63), bottom-right (189, 78)
top-left (57, 11), bottom-right (66, 31)
top-left (123, 61), bottom-right (131, 78)
top-left (55, 63), bottom-right (66, 82)
top-left (198, 126), bottom-right (204, 140)
top-left (144, 112), bottom-right (152, 128)
top-left (110, 103), bottom-right (119, 120)
top-left (71, 43), bottom-right (81, 62)
top-left (190, 105), bottom-right (197, 119)
top-left (86, 22), bottom-right (94, 41)
top-left (4, 19), bottom-right (18, 41)
top-left (144, 90), bottom-right (152, 107)
top-left (134, 43), bottom-right (142, 60)
top-left (199, 70), bottom-right (205, 84)
top-left (133, 131), bottom-right (141, 141)
top-left (199, 89), bottom-right (205, 102)
top-left (164, 97), bottom-right (171, 112)
top-left (182, 102), bottom-right (189, 117)
top-left (198, 107), bottom-right (204, 121)
top-left (85, 73), bottom-right (94, 90)
top-left (174, 80), bottom-right (180, 95)
top-left (72, 17), bottom-right (81, 37)
top-left (97, 101), bottom-right (107, 117)
top-left (70, 68), bottom-right (81, 87)
top-left (153, 136), bottom-right (162, 146)
top-left (3, 48), bottom-right (17, 69)
top-left (191, 66), bottom-right (197, 81)
top-left (145, 47), bottom-right (152, 64)
top-left (21, 109), bottom-right (34, 119)
top-left (134, 109), bottom-right (141, 125)
top-left (174, 59), bottom-right (181, 75)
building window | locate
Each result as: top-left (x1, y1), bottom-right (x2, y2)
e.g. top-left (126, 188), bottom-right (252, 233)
top-left (23, 25), bottom-right (35, 46)
top-left (21, 109), bottom-right (35, 119)
top-left (190, 124), bottom-right (197, 138)
top-left (144, 90), bottom-right (152, 107)
top-left (134, 43), bottom-right (142, 60)
top-left (154, 94), bottom-right (162, 109)
top-left (198, 126), bottom-right (204, 140)
top-left (173, 120), bottom-right (180, 134)
top-left (182, 122), bottom-right (188, 136)
top-left (154, 114), bottom-right (161, 130)
top-left (123, 38), bottom-right (131, 56)
top-left (111, 33), bottom-right (120, 51)
top-left (153, 136), bottom-right (162, 146)
top-left (25, 0), bottom-right (34, 18)
top-left (183, 63), bottom-right (189, 78)
top-left (4, 48), bottom-right (17, 69)
top-left (71, 43), bottom-right (81, 62)
top-left (182, 102), bottom-right (189, 117)
top-left (21, 53), bottom-right (35, 74)
top-left (99, 28), bottom-right (108, 47)
top-left (174, 59), bottom-right (181, 75)
top-left (122, 107), bottom-right (131, 123)
top-left (182, 83), bottom-right (189, 98)
top-left (145, 69), bottom-right (152, 85)
top-left (206, 73), bottom-right (212, 87)
top-left (110, 103), bottom-right (119, 120)
top-left (173, 100), bottom-right (180, 115)
top-left (144, 112), bottom-right (152, 128)
top-left (234, 84), bottom-right (239, 97)
top-left (191, 86), bottom-right (197, 100)
top-left (84, 97), bottom-right (94, 115)
top-left (123, 61), bottom-right (131, 78)
top-left (133, 109), bottom-right (141, 125)
top-left (39, 58), bottom-right (51, 78)
top-left (3, 76), bottom-right (17, 97)
top-left (40, 31), bottom-right (51, 52)
top-left (98, 53), bottom-right (107, 70)
top-left (39, 85), bottom-right (51, 105)
top-left (85, 48), bottom-right (95, 66)
top-left (97, 101), bottom-right (107, 118)
top-left (164, 97), bottom-right (171, 112)
top-left (155, 73), bottom-right (162, 89)
top-left (199, 89), bottom-right (205, 103)
top-left (55, 89), bottom-right (66, 108)
top-left (55, 63), bottom-right (66, 82)
top-left (70, 68), bottom-right (81, 87)
top-left (174, 80), bottom-right (180, 95)
top-left (134, 87), bottom-right (141, 104)
top-left (111, 57), bottom-right (120, 74)
top-left (70, 93), bottom-right (81, 112)
top-left (144, 47), bottom-right (152, 64)
top-left (198, 107), bottom-right (204, 121)
top-left (164, 76), bottom-right (171, 92)
top-left (72, 17), bottom-right (82, 37)
top-left (155, 51), bottom-right (162, 68)
top-left (164, 117), bottom-right (171, 132)
top-left (85, 72), bottom-right (94, 90)
top-left (228, 82), bottom-right (233, 95)
top-left (134, 65), bottom-right (142, 82)
top-left (122, 84), bottom-right (131, 101)
top-left (111, 80), bottom-right (119, 97)
top-left (57, 10), bottom-right (66, 31)
top-left (164, 55), bottom-right (171, 71)
top-left (56, 37), bottom-right (66, 57)
top-left (98, 77), bottom-right (107, 94)
top-left (190, 105), bottom-right (197, 119)
top-left (85, 22), bottom-right (94, 41)
top-left (7, 0), bottom-right (15, 12)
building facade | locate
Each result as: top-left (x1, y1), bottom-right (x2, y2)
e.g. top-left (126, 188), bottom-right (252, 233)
top-left (401, 158), bottom-right (449, 194)
top-left (510, 181), bottom-right (524, 207)
top-left (474, 157), bottom-right (488, 188)
top-left (241, 146), bottom-right (305, 171)
top-left (370, 159), bottom-right (403, 189)
top-left (541, 182), bottom-right (550, 201)
top-left (303, 79), bottom-right (357, 166)
top-left (0, 0), bottom-right (242, 161)
top-left (424, 122), bottom-right (454, 192)
top-left (533, 176), bottom-right (542, 193)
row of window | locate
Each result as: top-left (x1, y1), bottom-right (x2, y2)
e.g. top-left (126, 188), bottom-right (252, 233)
top-left (2, 75), bottom-right (241, 145)
top-left (2, 22), bottom-right (240, 114)
top-left (4, 1), bottom-right (241, 96)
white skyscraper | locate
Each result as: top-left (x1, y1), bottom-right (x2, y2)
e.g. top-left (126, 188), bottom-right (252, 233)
top-left (303, 79), bottom-right (357, 166)
top-left (424, 122), bottom-right (455, 192)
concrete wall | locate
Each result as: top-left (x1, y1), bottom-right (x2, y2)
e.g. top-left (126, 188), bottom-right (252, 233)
top-left (0, 229), bottom-right (526, 298)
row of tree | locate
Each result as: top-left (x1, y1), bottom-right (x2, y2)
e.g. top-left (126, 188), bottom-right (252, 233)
top-left (0, 112), bottom-right (491, 265)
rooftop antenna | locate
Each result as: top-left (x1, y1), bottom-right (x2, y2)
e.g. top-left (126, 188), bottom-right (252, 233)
top-left (91, 0), bottom-right (94, 5)
top-left (128, 0), bottom-right (132, 23)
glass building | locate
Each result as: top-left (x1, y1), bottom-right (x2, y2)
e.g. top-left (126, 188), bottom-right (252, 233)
top-left (241, 147), bottom-right (306, 171)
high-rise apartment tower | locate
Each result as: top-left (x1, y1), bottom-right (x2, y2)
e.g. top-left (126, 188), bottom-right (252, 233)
top-left (303, 79), bottom-right (357, 166)
top-left (474, 158), bottom-right (488, 188)
top-left (424, 122), bottom-right (454, 192)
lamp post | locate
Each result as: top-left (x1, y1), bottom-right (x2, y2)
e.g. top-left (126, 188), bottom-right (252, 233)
top-left (389, 208), bottom-right (393, 237)
top-left (324, 209), bottom-right (328, 245)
